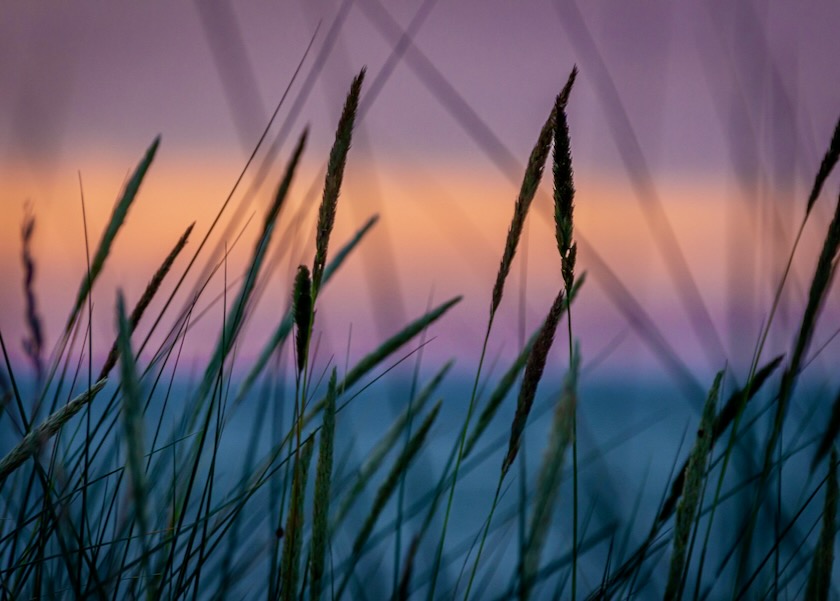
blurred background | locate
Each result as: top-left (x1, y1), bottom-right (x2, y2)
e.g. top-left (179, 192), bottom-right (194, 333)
top-left (1, 2), bottom-right (840, 594)
top-left (1, 1), bottom-right (839, 385)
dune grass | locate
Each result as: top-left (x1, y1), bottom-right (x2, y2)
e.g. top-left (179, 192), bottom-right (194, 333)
top-left (1, 65), bottom-right (840, 601)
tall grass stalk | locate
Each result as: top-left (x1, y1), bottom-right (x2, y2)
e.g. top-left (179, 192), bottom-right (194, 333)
top-left (429, 86), bottom-right (562, 600)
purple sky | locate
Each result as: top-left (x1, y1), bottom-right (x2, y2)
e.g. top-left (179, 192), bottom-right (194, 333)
top-left (1, 1), bottom-right (839, 385)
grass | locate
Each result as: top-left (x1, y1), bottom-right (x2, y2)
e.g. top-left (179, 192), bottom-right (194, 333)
top-left (1, 62), bottom-right (840, 601)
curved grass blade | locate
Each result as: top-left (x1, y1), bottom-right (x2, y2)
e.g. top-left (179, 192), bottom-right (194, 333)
top-left (0, 379), bottom-right (106, 483)
top-left (336, 400), bottom-right (442, 599)
top-left (805, 449), bottom-right (838, 601)
top-left (99, 222), bottom-right (194, 380)
top-left (657, 355), bottom-right (783, 523)
top-left (116, 291), bottom-right (151, 589)
top-left (522, 346), bottom-right (579, 599)
top-left (806, 115), bottom-right (840, 215)
top-left (66, 137), bottom-right (160, 334)
top-left (664, 371), bottom-right (721, 601)
top-left (280, 437), bottom-right (315, 601)
top-left (331, 362), bottom-right (448, 530)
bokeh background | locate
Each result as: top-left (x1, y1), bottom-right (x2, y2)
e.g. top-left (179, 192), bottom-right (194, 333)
top-left (2, 1), bottom-right (839, 388)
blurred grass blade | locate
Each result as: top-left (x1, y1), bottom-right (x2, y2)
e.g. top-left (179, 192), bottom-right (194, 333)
top-left (813, 389), bottom-right (840, 470)
top-left (116, 291), bottom-right (151, 585)
top-left (523, 345), bottom-right (579, 599)
top-left (664, 371), bottom-right (721, 601)
top-left (310, 369), bottom-right (337, 601)
top-left (67, 137), bottom-right (160, 334)
top-left (337, 400), bottom-right (442, 598)
top-left (337, 296), bottom-right (461, 396)
top-left (190, 129), bottom-right (307, 421)
top-left (764, 190), bottom-right (840, 481)
top-left (806, 115), bottom-right (840, 215)
top-left (21, 204), bottom-right (44, 381)
top-left (0, 379), bottom-right (106, 482)
top-left (502, 287), bottom-right (565, 476)
top-left (332, 362), bottom-right (448, 530)
top-left (99, 222), bottom-right (194, 380)
top-left (280, 437), bottom-right (315, 601)
top-left (658, 355), bottom-right (783, 523)
top-left (312, 68), bottom-right (365, 298)
top-left (805, 449), bottom-right (838, 601)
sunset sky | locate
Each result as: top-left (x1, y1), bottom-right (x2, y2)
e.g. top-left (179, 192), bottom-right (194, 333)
top-left (2, 1), bottom-right (839, 394)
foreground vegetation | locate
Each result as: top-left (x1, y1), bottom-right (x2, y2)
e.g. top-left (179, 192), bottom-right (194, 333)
top-left (1, 62), bottom-right (840, 600)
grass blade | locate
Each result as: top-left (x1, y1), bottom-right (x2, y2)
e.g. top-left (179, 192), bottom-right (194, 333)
top-left (337, 400), bottom-right (442, 598)
top-left (491, 95), bottom-right (556, 320)
top-left (280, 436), bottom-right (315, 601)
top-left (310, 369), bottom-right (337, 601)
top-left (67, 137), bottom-right (160, 334)
top-left (0, 379), bottom-right (106, 482)
top-left (805, 449), bottom-right (838, 601)
top-left (806, 115), bottom-right (840, 215)
top-left (99, 222), bottom-right (194, 380)
top-left (664, 371), bottom-right (722, 601)
top-left (116, 291), bottom-right (151, 589)
top-left (813, 388), bottom-right (840, 470)
top-left (522, 346), bottom-right (579, 599)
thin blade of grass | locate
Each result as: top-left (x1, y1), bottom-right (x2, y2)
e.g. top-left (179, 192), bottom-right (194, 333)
top-left (312, 68), bottom-right (365, 298)
top-left (760, 190), bottom-right (840, 506)
top-left (66, 137), bottom-right (160, 334)
top-left (805, 449), bottom-right (838, 601)
top-left (336, 296), bottom-right (461, 398)
top-left (657, 355), bottom-right (783, 523)
top-left (336, 400), bottom-right (442, 599)
top-left (116, 291), bottom-right (151, 588)
top-left (99, 222), bottom-right (195, 380)
top-left (332, 362), bottom-right (449, 530)
top-left (188, 128), bottom-right (307, 426)
top-left (522, 345), bottom-right (579, 599)
top-left (310, 369), bottom-right (337, 601)
top-left (280, 436), bottom-right (315, 601)
top-left (466, 273), bottom-right (585, 460)
top-left (813, 389), bottom-right (840, 470)
top-left (664, 371), bottom-right (722, 601)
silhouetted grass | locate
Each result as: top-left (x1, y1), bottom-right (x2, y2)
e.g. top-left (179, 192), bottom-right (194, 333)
top-left (1, 64), bottom-right (839, 601)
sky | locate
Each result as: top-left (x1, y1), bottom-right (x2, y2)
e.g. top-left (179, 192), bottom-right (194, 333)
top-left (1, 0), bottom-right (839, 397)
